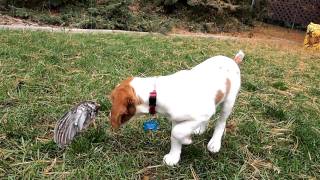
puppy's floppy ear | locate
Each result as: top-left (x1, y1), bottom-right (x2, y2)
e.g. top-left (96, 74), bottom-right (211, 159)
top-left (119, 96), bottom-right (137, 124)
top-left (126, 96), bottom-right (136, 116)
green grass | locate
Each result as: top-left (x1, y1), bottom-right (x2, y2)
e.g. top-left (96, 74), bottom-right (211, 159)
top-left (0, 30), bottom-right (320, 179)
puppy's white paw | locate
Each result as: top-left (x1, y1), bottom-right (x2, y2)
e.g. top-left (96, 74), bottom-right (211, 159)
top-left (193, 126), bottom-right (205, 135)
top-left (207, 139), bottom-right (221, 153)
top-left (163, 153), bottom-right (180, 166)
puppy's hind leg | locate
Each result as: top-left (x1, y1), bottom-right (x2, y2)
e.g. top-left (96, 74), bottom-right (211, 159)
top-left (207, 98), bottom-right (236, 153)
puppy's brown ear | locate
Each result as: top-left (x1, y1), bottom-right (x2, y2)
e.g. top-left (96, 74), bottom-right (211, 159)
top-left (120, 96), bottom-right (136, 124)
top-left (126, 97), bottom-right (136, 116)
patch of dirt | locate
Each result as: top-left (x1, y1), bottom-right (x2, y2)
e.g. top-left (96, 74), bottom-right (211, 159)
top-left (224, 22), bottom-right (305, 44)
top-left (172, 22), bottom-right (306, 48)
top-left (0, 14), bottom-right (39, 26)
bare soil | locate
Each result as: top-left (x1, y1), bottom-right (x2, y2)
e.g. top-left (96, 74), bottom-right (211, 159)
top-left (172, 22), bottom-right (305, 45)
top-left (224, 22), bottom-right (305, 44)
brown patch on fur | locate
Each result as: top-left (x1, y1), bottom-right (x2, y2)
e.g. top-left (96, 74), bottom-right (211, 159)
top-left (215, 78), bottom-right (231, 105)
top-left (215, 90), bottom-right (224, 104)
top-left (226, 78), bottom-right (231, 96)
top-left (109, 77), bottom-right (141, 129)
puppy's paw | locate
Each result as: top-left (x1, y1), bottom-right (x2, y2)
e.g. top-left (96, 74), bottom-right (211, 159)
top-left (207, 139), bottom-right (221, 153)
top-left (163, 153), bottom-right (180, 166)
top-left (193, 126), bottom-right (206, 135)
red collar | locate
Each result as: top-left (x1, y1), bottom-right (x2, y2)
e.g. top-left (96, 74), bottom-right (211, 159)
top-left (149, 90), bottom-right (157, 115)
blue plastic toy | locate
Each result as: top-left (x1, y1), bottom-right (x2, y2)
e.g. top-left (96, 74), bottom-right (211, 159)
top-left (143, 119), bottom-right (159, 132)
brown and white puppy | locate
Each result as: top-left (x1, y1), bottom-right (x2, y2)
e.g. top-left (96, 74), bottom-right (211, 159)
top-left (109, 51), bottom-right (245, 166)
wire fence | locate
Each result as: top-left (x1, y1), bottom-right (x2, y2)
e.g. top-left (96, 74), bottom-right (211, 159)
top-left (267, 0), bottom-right (320, 27)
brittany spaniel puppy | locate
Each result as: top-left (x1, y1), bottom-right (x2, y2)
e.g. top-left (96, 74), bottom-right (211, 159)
top-left (110, 51), bottom-right (245, 166)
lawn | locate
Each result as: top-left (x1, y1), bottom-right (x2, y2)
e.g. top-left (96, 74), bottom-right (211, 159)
top-left (0, 30), bottom-right (319, 179)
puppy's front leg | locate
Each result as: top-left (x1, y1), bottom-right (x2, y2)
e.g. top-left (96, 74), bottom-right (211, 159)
top-left (193, 121), bottom-right (208, 135)
top-left (163, 135), bottom-right (182, 166)
top-left (164, 120), bottom-right (206, 166)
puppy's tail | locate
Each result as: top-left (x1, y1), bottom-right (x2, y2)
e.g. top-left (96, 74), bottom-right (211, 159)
top-left (234, 50), bottom-right (245, 64)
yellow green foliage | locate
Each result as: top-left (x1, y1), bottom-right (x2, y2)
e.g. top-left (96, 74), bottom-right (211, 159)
top-left (304, 22), bottom-right (320, 50)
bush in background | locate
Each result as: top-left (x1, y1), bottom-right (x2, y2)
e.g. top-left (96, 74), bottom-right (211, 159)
top-left (1, 0), bottom-right (262, 33)
top-left (4, 0), bottom-right (94, 8)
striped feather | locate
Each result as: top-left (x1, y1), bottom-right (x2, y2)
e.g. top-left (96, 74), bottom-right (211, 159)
top-left (53, 101), bottom-right (100, 148)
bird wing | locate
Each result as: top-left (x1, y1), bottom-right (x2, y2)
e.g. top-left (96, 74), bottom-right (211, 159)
top-left (54, 108), bottom-right (87, 148)
top-left (82, 110), bottom-right (95, 130)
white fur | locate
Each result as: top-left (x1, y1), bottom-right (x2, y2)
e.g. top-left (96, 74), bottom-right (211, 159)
top-left (130, 52), bottom-right (243, 166)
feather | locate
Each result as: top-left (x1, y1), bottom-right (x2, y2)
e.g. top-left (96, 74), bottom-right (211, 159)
top-left (54, 101), bottom-right (100, 148)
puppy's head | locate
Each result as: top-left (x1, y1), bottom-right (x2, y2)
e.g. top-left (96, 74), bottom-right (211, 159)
top-left (109, 77), bottom-right (139, 129)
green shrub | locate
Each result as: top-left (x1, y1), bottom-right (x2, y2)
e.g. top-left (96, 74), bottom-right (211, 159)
top-left (156, 0), bottom-right (250, 13)
top-left (8, 7), bottom-right (30, 19)
top-left (3, 0), bottom-right (260, 33)
top-left (37, 14), bottom-right (63, 25)
top-left (78, 18), bottom-right (97, 29)
top-left (6, 0), bottom-right (95, 8)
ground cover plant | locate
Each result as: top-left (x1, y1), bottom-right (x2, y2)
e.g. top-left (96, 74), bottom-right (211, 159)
top-left (1, 0), bottom-right (258, 33)
top-left (0, 30), bottom-right (320, 179)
